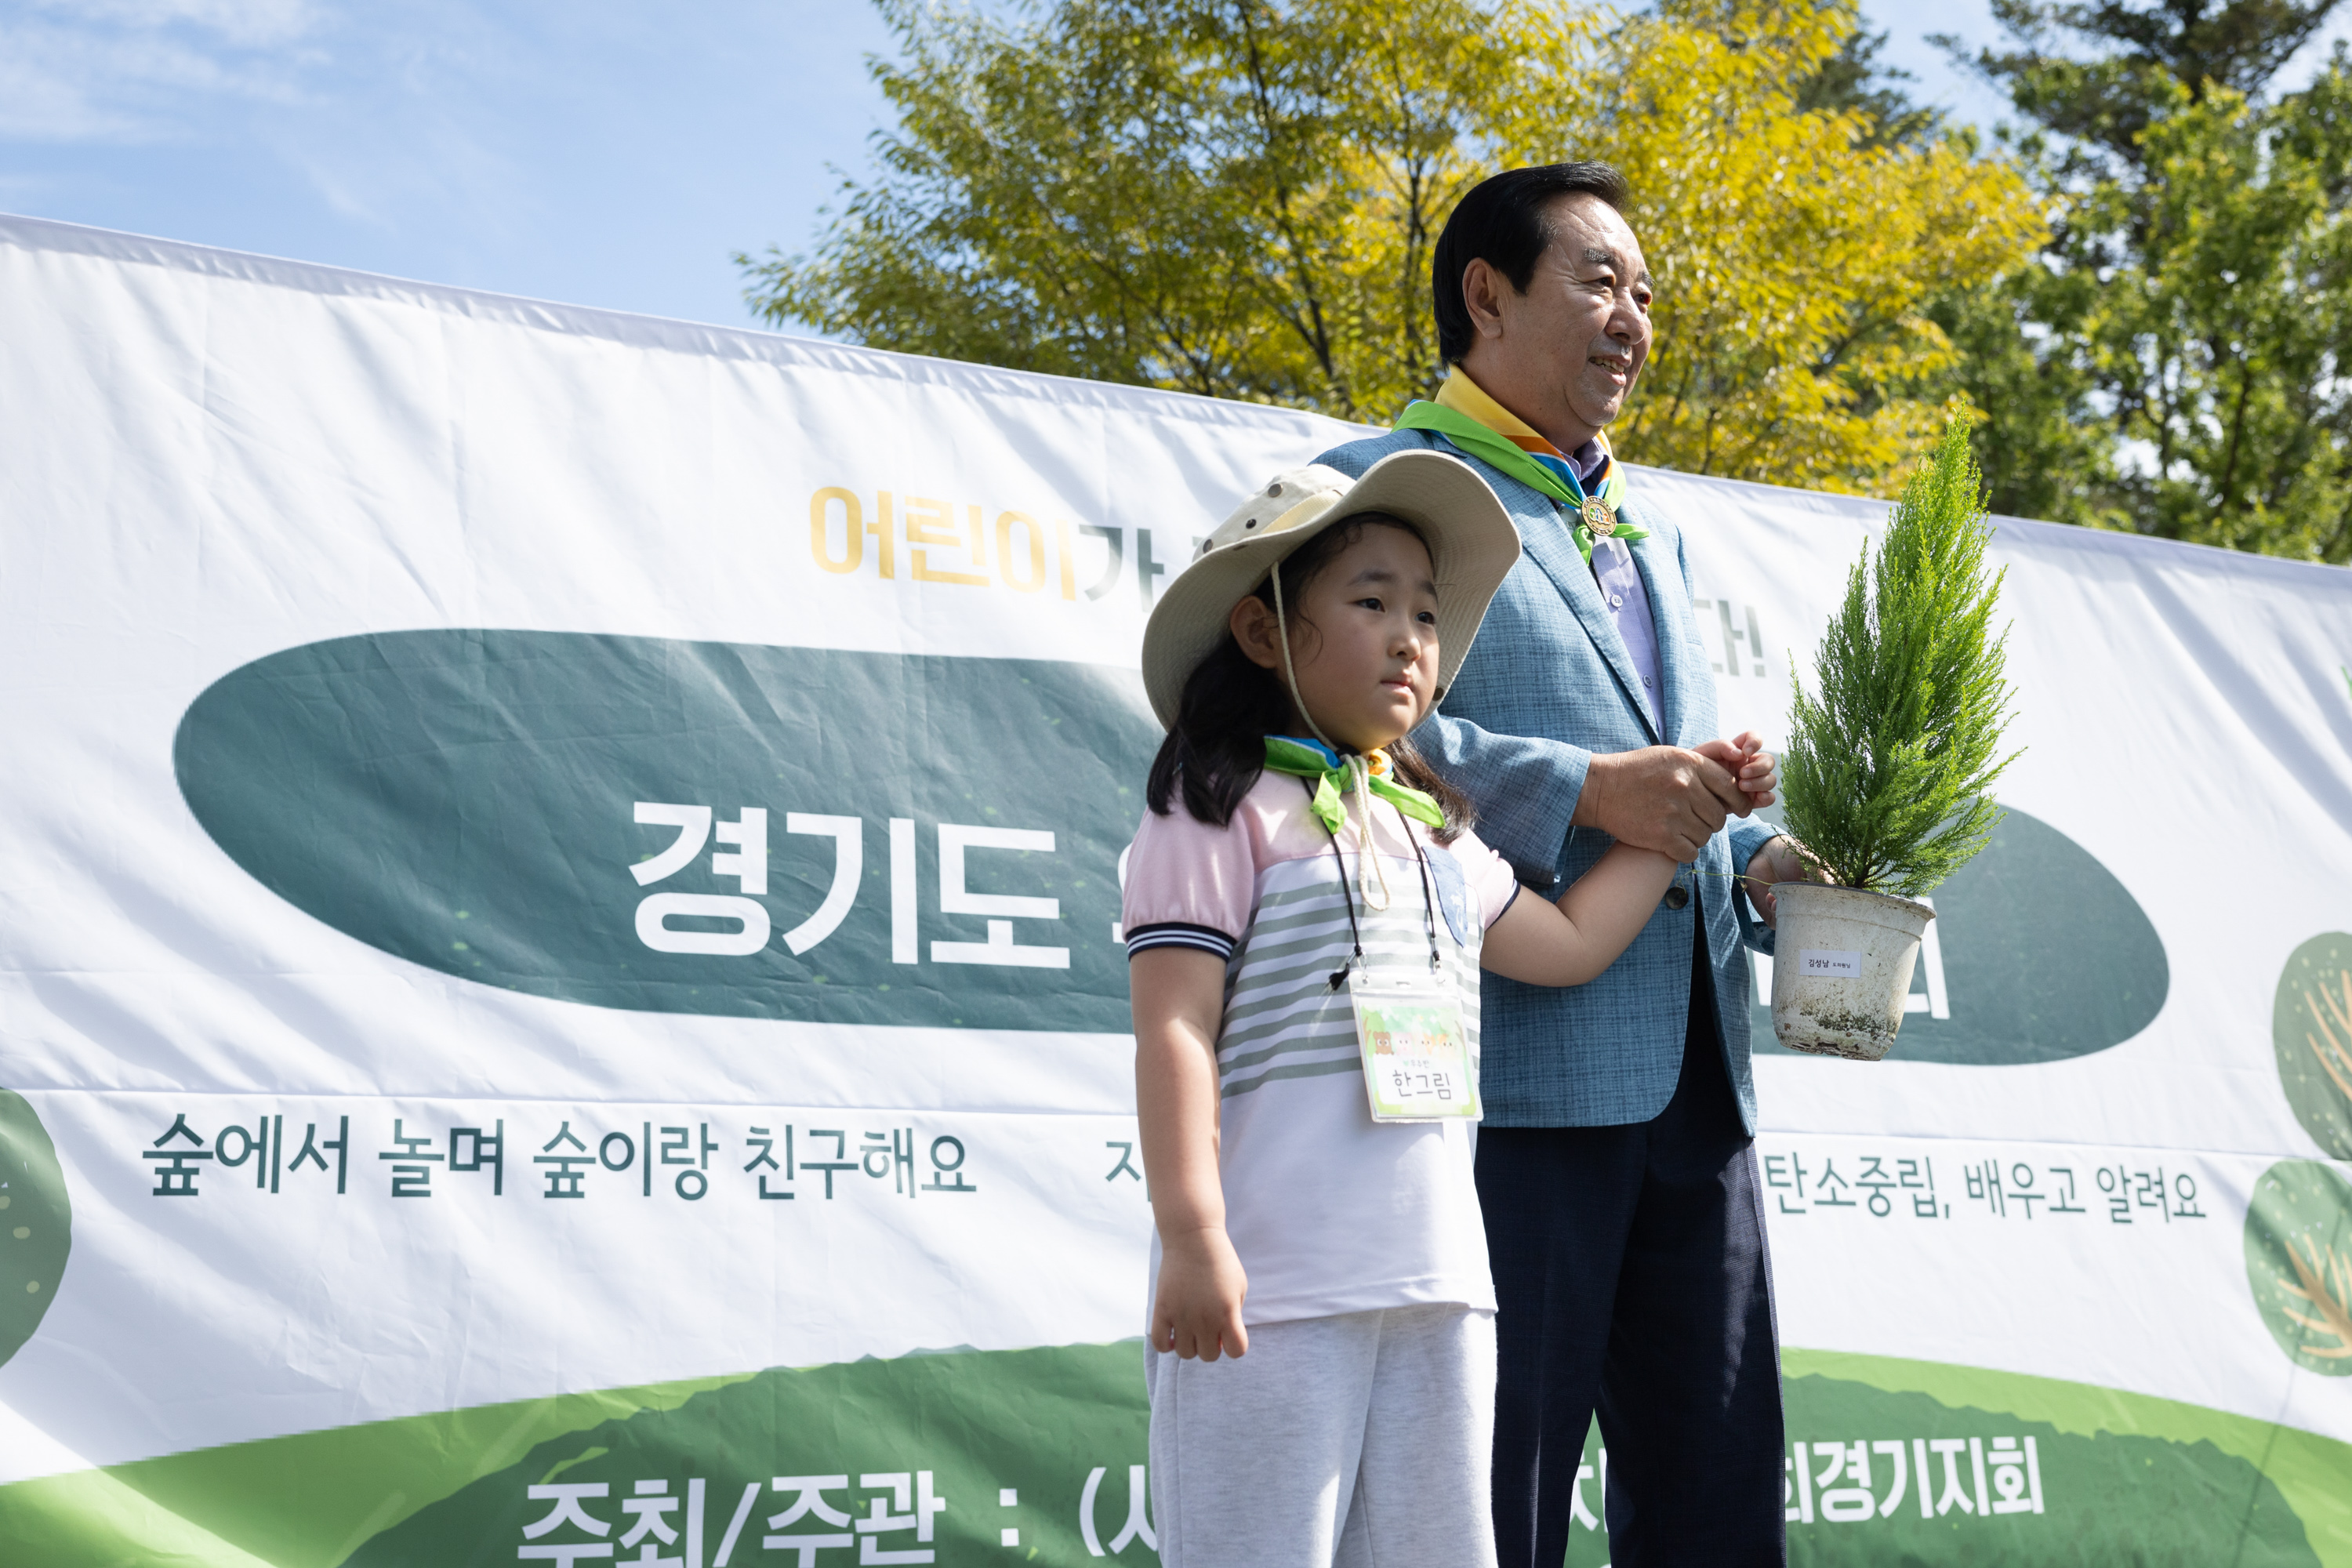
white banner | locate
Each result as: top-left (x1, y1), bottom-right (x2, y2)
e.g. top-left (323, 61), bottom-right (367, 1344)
top-left (0, 213), bottom-right (2347, 1566)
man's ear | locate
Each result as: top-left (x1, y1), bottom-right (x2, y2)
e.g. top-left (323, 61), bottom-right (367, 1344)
top-left (1461, 258), bottom-right (1508, 343)
top-left (1229, 594), bottom-right (1285, 671)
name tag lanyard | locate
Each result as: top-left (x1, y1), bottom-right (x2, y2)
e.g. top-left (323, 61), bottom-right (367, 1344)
top-left (1305, 779), bottom-right (1481, 1123)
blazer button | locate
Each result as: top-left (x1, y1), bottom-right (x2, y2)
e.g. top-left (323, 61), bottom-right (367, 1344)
top-left (1663, 886), bottom-right (1690, 910)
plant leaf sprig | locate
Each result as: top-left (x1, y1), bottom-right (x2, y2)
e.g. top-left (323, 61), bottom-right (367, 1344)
top-left (1780, 412), bottom-right (2020, 895)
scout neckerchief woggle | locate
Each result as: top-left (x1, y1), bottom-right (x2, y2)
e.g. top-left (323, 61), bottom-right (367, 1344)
top-left (1392, 400), bottom-right (1648, 565)
top-left (1261, 735), bottom-right (1443, 836)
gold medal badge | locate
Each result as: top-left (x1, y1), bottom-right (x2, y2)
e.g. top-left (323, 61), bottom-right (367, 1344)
top-left (1581, 495), bottom-right (1617, 537)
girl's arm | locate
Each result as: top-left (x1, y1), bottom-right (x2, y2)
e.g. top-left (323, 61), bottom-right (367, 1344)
top-left (1131, 947), bottom-right (1250, 1360)
top-left (1478, 841), bottom-right (1680, 986)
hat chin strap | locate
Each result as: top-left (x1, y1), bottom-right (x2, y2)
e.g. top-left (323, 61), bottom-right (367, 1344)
top-left (1269, 568), bottom-right (1396, 914)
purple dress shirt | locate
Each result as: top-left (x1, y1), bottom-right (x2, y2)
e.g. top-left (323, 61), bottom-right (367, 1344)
top-left (1564, 440), bottom-right (1663, 731)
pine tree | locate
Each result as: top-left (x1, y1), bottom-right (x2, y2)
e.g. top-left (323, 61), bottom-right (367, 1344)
top-left (1780, 414), bottom-right (2021, 893)
top-left (1941, 0), bottom-right (2352, 562)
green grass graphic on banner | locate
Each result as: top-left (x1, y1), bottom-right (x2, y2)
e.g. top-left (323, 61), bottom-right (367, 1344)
top-left (346, 1342), bottom-right (1154, 1565)
top-left (0, 1344), bottom-right (1152, 1567)
top-left (1752, 808), bottom-right (2168, 1065)
top-left (1559, 1367), bottom-right (2324, 1566)
top-left (2245, 1160), bottom-right (2352, 1376)
top-left (2275, 935), bottom-right (2352, 1160)
top-left (2, 1348), bottom-right (2344, 1566)
top-left (0, 1090), bottom-right (69, 1367)
top-left (0, 1370), bottom-right (754, 1566)
top-left (173, 632), bottom-right (1164, 1033)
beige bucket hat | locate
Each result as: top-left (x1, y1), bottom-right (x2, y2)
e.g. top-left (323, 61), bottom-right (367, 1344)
top-left (1141, 448), bottom-right (1523, 730)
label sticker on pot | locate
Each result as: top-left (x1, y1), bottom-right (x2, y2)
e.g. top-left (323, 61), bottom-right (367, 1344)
top-left (1800, 949), bottom-right (1864, 977)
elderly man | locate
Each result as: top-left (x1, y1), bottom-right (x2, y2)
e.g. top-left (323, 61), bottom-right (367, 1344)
top-left (1312, 162), bottom-right (1806, 1566)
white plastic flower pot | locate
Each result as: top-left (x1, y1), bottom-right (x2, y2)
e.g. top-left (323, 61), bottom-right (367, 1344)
top-left (1769, 883), bottom-right (1936, 1061)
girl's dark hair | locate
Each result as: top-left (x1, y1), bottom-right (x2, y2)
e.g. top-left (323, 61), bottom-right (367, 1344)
top-left (1145, 515), bottom-right (1476, 842)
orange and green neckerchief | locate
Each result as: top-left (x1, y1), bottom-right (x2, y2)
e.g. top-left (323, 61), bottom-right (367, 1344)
top-left (1393, 376), bottom-right (1645, 564)
top-left (1262, 735), bottom-right (1442, 836)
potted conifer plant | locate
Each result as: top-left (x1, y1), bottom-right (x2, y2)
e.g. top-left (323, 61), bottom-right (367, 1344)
top-left (1771, 414), bottom-right (2019, 1060)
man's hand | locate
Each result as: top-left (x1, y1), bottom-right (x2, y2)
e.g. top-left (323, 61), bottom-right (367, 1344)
top-left (1577, 744), bottom-right (1750, 860)
top-left (1151, 1225), bottom-right (1250, 1361)
top-left (1740, 836), bottom-right (1816, 927)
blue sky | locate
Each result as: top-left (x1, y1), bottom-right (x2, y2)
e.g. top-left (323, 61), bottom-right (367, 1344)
top-left (0, 1), bottom-right (2342, 332)
top-left (0, 0), bottom-right (898, 326)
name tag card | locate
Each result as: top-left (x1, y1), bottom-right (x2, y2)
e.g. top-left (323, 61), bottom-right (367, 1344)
top-left (1348, 968), bottom-right (1481, 1123)
top-left (1800, 949), bottom-right (1864, 978)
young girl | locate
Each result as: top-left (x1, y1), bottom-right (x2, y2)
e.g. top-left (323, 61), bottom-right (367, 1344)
top-left (1123, 452), bottom-right (1732, 1566)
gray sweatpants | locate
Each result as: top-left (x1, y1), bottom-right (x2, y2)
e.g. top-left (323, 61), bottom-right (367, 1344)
top-left (1145, 1302), bottom-right (1499, 1568)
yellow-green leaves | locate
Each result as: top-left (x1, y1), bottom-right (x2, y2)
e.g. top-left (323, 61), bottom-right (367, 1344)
top-left (746, 0), bottom-right (2045, 499)
top-left (1490, 2), bottom-right (2045, 495)
top-left (744, 0), bottom-right (1508, 423)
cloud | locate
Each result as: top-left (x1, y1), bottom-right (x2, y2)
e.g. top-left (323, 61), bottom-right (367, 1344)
top-left (20, 0), bottom-right (317, 49)
top-left (0, 0), bottom-right (321, 143)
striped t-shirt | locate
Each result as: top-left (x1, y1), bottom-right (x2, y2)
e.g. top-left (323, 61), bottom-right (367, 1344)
top-left (1123, 768), bottom-right (1520, 1324)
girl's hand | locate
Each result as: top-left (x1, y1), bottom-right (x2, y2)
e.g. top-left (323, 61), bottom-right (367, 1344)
top-left (1132, 947), bottom-right (1240, 1356)
top-left (1691, 733), bottom-right (1779, 811)
top-left (1151, 1225), bottom-right (1250, 1360)
top-left (1741, 835), bottom-right (1821, 926)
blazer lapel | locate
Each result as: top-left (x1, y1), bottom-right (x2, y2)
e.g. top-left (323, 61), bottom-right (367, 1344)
top-left (1487, 466), bottom-right (1658, 740)
top-left (1624, 503), bottom-right (1687, 744)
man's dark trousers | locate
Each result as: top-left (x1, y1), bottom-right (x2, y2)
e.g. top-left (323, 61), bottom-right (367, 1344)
top-left (1476, 931), bottom-right (1787, 1567)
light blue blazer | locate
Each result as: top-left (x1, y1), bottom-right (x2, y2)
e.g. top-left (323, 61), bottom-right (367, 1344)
top-left (1315, 428), bottom-right (1779, 1133)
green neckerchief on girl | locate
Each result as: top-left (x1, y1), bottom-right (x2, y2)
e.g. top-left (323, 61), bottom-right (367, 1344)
top-left (1262, 735), bottom-right (1443, 835)
top-left (1393, 399), bottom-right (1646, 564)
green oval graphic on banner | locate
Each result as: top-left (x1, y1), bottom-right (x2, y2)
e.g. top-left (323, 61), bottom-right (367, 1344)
top-left (2273, 934), bottom-right (2352, 1160)
top-left (0, 1091), bottom-right (71, 1368)
top-left (1754, 808), bottom-right (2169, 1065)
top-left (174, 631), bottom-right (1163, 1033)
top-left (2244, 1160), bottom-right (2352, 1376)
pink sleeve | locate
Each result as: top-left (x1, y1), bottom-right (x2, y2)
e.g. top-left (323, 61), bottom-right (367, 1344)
top-left (1120, 802), bottom-right (1260, 962)
top-left (1451, 828), bottom-right (1525, 931)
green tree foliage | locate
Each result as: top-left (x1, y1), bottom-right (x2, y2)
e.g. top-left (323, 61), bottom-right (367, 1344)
top-left (1941, 0), bottom-right (2352, 562)
top-left (746, 1), bottom-right (2044, 493)
top-left (1491, 2), bottom-right (2042, 491)
top-left (1780, 416), bottom-right (2020, 894)
top-left (743, 0), bottom-right (1508, 419)
top-left (1964, 0), bottom-right (2341, 171)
